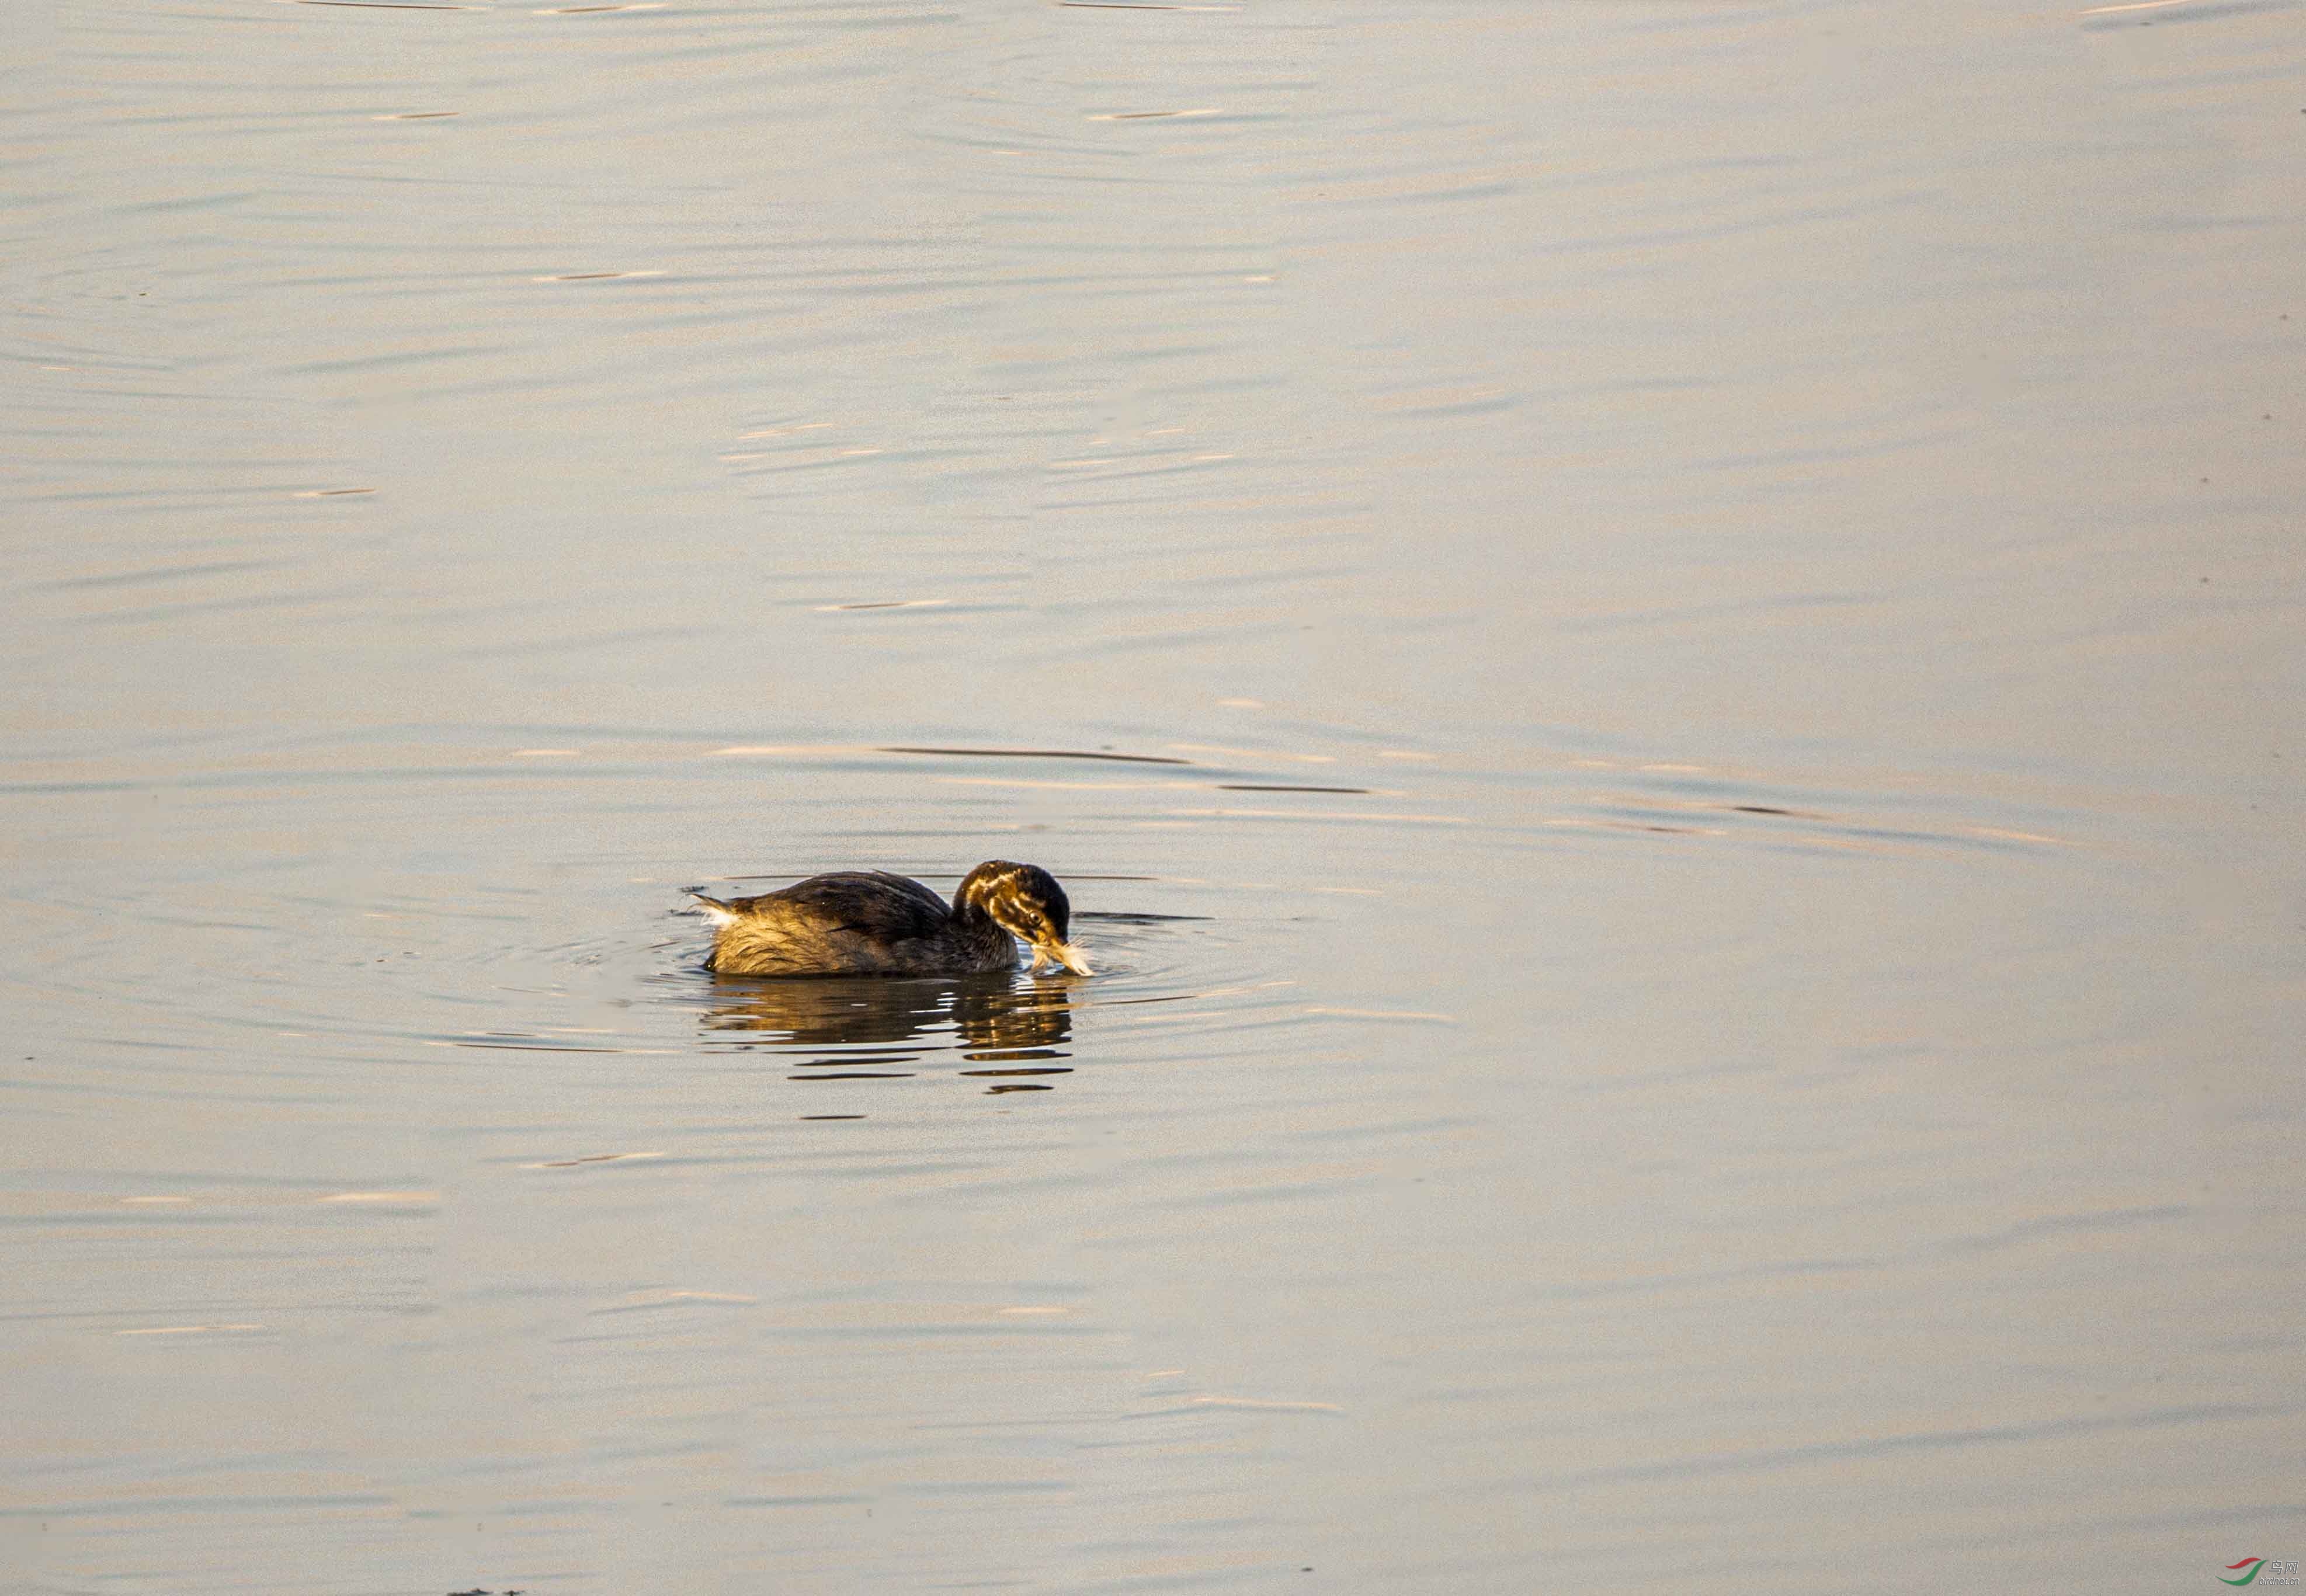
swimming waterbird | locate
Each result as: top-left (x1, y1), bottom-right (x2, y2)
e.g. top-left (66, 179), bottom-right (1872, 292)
top-left (690, 860), bottom-right (1091, 978)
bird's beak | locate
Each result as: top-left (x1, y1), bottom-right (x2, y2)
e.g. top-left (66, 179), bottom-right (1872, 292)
top-left (1035, 939), bottom-right (1093, 976)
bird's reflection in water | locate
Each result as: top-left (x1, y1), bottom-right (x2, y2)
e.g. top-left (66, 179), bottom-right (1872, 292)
top-left (700, 973), bottom-right (1075, 1093)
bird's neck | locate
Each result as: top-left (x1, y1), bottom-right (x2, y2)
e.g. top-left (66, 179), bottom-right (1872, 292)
top-left (949, 900), bottom-right (1013, 963)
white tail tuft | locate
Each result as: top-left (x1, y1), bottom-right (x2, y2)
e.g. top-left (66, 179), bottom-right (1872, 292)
top-left (687, 892), bottom-right (739, 926)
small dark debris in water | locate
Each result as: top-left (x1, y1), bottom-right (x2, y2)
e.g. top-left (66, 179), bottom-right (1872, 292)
top-left (789, 1072), bottom-right (912, 1080)
top-left (800, 1114), bottom-right (866, 1121)
top-left (960, 1067), bottom-right (1073, 1077)
top-left (986, 1082), bottom-right (1054, 1093)
top-left (1731, 805), bottom-right (1793, 816)
top-left (881, 745), bottom-right (1191, 766)
top-left (1218, 783), bottom-right (1371, 794)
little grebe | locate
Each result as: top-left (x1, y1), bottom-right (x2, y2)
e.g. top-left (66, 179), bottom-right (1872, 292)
top-left (692, 860), bottom-right (1091, 978)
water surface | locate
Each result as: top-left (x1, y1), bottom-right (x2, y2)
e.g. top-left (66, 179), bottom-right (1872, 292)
top-left (5, 1), bottom-right (2302, 1591)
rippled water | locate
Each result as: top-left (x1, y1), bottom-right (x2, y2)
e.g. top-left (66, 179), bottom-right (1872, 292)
top-left (6, 0), bottom-right (2302, 1591)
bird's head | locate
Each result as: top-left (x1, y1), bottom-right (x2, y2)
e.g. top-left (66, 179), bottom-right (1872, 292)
top-left (956, 860), bottom-right (1092, 976)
